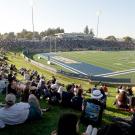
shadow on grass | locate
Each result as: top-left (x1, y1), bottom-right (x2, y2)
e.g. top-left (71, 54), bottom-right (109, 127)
top-left (102, 112), bottom-right (130, 126)
top-left (106, 106), bottom-right (131, 115)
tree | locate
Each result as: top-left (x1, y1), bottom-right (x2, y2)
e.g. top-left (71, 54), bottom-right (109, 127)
top-left (8, 32), bottom-right (16, 40)
top-left (2, 32), bottom-right (15, 40)
top-left (106, 35), bottom-right (117, 41)
top-left (89, 29), bottom-right (95, 38)
top-left (40, 27), bottom-right (64, 38)
top-left (24, 32), bottom-right (33, 40)
top-left (2, 33), bottom-right (8, 39)
top-left (17, 29), bottom-right (28, 39)
top-left (123, 36), bottom-right (133, 44)
top-left (40, 31), bottom-right (46, 38)
top-left (34, 32), bottom-right (41, 40)
top-left (16, 32), bottom-right (22, 39)
top-left (84, 25), bottom-right (89, 34)
top-left (55, 27), bottom-right (64, 33)
top-left (0, 27), bottom-right (64, 40)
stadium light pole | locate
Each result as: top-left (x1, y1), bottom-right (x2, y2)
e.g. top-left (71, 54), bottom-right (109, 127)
top-left (30, 0), bottom-right (35, 40)
top-left (50, 36), bottom-right (52, 53)
top-left (96, 10), bottom-right (101, 38)
top-left (55, 37), bottom-right (57, 53)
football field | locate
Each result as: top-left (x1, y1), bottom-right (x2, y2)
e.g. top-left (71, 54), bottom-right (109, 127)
top-left (38, 51), bottom-right (135, 81)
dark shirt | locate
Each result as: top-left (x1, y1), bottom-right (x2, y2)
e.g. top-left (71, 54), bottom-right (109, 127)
top-left (71, 95), bottom-right (83, 110)
top-left (61, 91), bottom-right (74, 106)
top-left (52, 78), bottom-right (56, 84)
top-left (8, 84), bottom-right (17, 95)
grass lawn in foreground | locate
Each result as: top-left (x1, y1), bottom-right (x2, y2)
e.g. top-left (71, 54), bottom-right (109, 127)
top-left (0, 52), bottom-right (131, 135)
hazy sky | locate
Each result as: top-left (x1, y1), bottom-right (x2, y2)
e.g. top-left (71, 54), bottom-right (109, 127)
top-left (0, 0), bottom-right (135, 38)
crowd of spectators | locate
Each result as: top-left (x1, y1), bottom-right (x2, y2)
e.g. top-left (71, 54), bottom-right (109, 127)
top-left (0, 38), bottom-right (134, 53)
top-left (0, 55), bottom-right (135, 135)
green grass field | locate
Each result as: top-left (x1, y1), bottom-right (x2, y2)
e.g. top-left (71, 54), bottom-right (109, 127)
top-left (32, 51), bottom-right (135, 81)
top-left (0, 52), bottom-right (132, 135)
top-left (58, 51), bottom-right (135, 71)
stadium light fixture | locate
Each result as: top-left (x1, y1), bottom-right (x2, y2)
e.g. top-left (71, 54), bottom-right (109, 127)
top-left (96, 10), bottom-right (102, 38)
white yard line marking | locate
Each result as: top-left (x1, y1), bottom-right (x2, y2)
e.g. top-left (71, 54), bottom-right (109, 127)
top-left (51, 59), bottom-right (87, 75)
top-left (95, 68), bottom-right (135, 77)
top-left (103, 70), bottom-right (135, 77)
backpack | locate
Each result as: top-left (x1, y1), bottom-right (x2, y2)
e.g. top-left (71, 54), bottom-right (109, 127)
top-left (61, 91), bottom-right (74, 107)
top-left (71, 96), bottom-right (83, 110)
top-left (48, 92), bottom-right (61, 105)
top-left (81, 99), bottom-right (104, 126)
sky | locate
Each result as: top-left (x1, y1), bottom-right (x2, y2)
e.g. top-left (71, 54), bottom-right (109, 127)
top-left (0, 0), bottom-right (135, 38)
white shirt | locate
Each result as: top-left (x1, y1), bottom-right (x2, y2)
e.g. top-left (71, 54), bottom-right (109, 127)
top-left (24, 73), bottom-right (30, 80)
top-left (119, 89), bottom-right (125, 93)
top-left (0, 102), bottom-right (30, 128)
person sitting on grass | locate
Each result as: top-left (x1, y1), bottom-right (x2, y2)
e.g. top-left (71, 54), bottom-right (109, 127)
top-left (21, 81), bottom-right (31, 102)
top-left (115, 91), bottom-right (129, 109)
top-left (61, 84), bottom-right (75, 107)
top-left (7, 79), bottom-right (18, 95)
top-left (91, 89), bottom-right (106, 109)
top-left (117, 85), bottom-right (126, 93)
top-left (51, 75), bottom-right (57, 84)
top-left (51, 113), bottom-right (98, 135)
top-left (81, 90), bottom-right (105, 126)
top-left (101, 84), bottom-right (109, 96)
top-left (0, 93), bottom-right (48, 128)
top-left (71, 88), bottom-right (84, 110)
top-left (126, 86), bottom-right (133, 97)
top-left (0, 74), bottom-right (7, 93)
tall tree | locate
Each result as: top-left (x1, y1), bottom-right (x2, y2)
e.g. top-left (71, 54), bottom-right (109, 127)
top-left (89, 29), bottom-right (95, 38)
top-left (17, 29), bottom-right (28, 39)
top-left (106, 35), bottom-right (117, 41)
top-left (40, 27), bottom-right (64, 37)
top-left (2, 32), bottom-right (15, 40)
top-left (84, 25), bottom-right (89, 34)
top-left (24, 32), bottom-right (33, 40)
top-left (34, 32), bottom-right (41, 40)
top-left (123, 36), bottom-right (133, 44)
